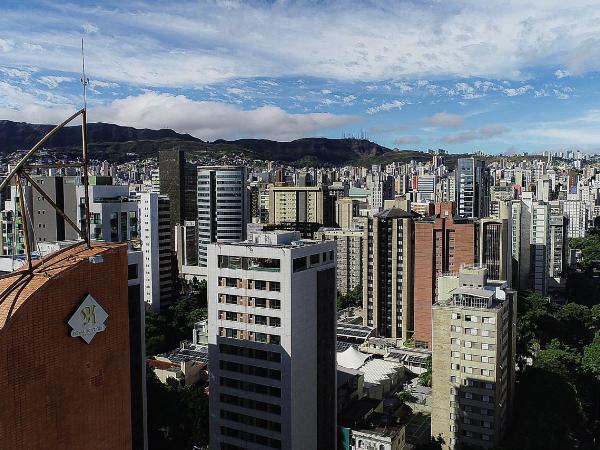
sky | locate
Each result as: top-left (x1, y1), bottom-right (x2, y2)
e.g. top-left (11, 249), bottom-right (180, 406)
top-left (2, 1), bottom-right (600, 154)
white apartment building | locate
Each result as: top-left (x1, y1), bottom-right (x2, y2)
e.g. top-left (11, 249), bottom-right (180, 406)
top-left (208, 231), bottom-right (337, 450)
top-left (432, 267), bottom-right (516, 450)
top-left (563, 199), bottom-right (588, 239)
top-left (138, 192), bottom-right (172, 311)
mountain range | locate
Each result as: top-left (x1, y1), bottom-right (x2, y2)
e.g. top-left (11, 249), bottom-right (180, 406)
top-left (0, 120), bottom-right (434, 166)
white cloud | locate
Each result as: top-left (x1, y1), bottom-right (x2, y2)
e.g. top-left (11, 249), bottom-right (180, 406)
top-left (442, 123), bottom-right (509, 143)
top-left (427, 112), bottom-right (464, 128)
top-left (90, 92), bottom-right (359, 141)
top-left (0, 67), bottom-right (32, 81)
top-left (555, 69), bottom-right (570, 79)
top-left (321, 89), bottom-right (332, 94)
top-left (0, 38), bottom-right (14, 52)
top-left (82, 23), bottom-right (99, 34)
top-left (366, 100), bottom-right (405, 115)
top-left (502, 85), bottom-right (533, 97)
top-left (2, 1), bottom-right (600, 86)
top-left (38, 76), bottom-right (74, 89)
top-left (393, 136), bottom-right (420, 145)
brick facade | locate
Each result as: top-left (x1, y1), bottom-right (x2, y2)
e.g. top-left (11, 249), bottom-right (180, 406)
top-left (413, 203), bottom-right (476, 348)
top-left (0, 244), bottom-right (133, 450)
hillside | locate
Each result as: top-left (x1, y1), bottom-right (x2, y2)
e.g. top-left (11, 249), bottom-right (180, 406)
top-left (0, 120), bottom-right (437, 166)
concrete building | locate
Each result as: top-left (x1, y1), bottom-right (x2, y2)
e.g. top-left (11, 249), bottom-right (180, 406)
top-left (315, 227), bottom-right (364, 295)
top-left (0, 185), bottom-right (33, 256)
top-left (563, 199), bottom-right (588, 239)
top-left (175, 220), bottom-right (198, 268)
top-left (207, 231), bottom-right (337, 449)
top-left (336, 197), bottom-right (362, 229)
top-left (431, 267), bottom-right (516, 450)
top-left (456, 158), bottom-right (489, 219)
top-left (478, 212), bottom-right (512, 283)
top-left (197, 166), bottom-right (247, 267)
top-left (139, 192), bottom-right (173, 311)
top-left (268, 184), bottom-right (334, 226)
top-left (365, 172), bottom-right (395, 211)
top-left (80, 184), bottom-right (139, 243)
top-left (159, 149), bottom-right (198, 229)
top-left (414, 203), bottom-right (477, 348)
top-left (364, 208), bottom-right (417, 342)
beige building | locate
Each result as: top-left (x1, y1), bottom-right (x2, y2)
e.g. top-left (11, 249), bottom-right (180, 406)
top-left (431, 267), bottom-right (516, 449)
top-left (364, 208), bottom-right (416, 341)
top-left (336, 197), bottom-right (362, 229)
top-left (268, 185), bottom-right (332, 225)
top-left (315, 227), bottom-right (365, 295)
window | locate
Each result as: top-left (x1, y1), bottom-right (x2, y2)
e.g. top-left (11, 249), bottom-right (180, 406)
top-left (452, 351), bottom-right (460, 358)
top-left (269, 317), bottom-right (281, 327)
top-left (269, 281), bottom-right (280, 292)
top-left (293, 257), bottom-right (307, 272)
top-left (464, 354), bottom-right (472, 361)
top-left (255, 315), bottom-right (268, 325)
top-left (127, 264), bottom-right (138, 280)
top-left (255, 298), bottom-right (267, 308)
top-left (481, 343), bottom-right (489, 350)
top-left (482, 330), bottom-right (490, 337)
top-left (451, 338), bottom-right (460, 345)
top-left (451, 325), bottom-right (462, 332)
top-left (482, 316), bottom-right (495, 324)
top-left (452, 312), bottom-right (461, 319)
top-left (465, 366), bottom-right (473, 374)
top-left (270, 299), bottom-right (281, 309)
top-left (481, 356), bottom-right (490, 363)
top-left (310, 253), bottom-right (320, 265)
top-left (464, 341), bottom-right (472, 348)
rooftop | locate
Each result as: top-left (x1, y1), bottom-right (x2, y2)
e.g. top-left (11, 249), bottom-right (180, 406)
top-left (0, 243), bottom-right (125, 331)
top-left (375, 207), bottom-right (419, 219)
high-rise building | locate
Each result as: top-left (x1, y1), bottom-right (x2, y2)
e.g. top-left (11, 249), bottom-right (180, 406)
top-left (0, 243), bottom-right (146, 449)
top-left (364, 207), bottom-right (416, 341)
top-left (365, 172), bottom-right (394, 210)
top-left (159, 150), bottom-right (197, 229)
top-left (478, 207), bottom-right (512, 283)
top-left (139, 192), bottom-right (173, 311)
top-left (315, 227), bottom-right (364, 295)
top-left (79, 183), bottom-right (138, 243)
top-left (207, 231), bottom-right (337, 449)
top-left (175, 220), bottom-right (198, 268)
top-left (335, 197), bottom-right (361, 229)
top-left (563, 199), bottom-right (587, 238)
top-left (456, 158), bottom-right (489, 218)
top-left (268, 185), bottom-right (334, 226)
top-left (431, 266), bottom-right (516, 450)
top-left (197, 166), bottom-right (247, 267)
top-left (414, 203), bottom-right (477, 348)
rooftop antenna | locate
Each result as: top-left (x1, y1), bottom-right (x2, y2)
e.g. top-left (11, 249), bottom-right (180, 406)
top-left (80, 38), bottom-right (89, 110)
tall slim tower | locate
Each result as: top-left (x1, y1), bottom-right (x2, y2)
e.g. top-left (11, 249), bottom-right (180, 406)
top-left (197, 166), bottom-right (247, 267)
top-left (207, 231), bottom-right (337, 449)
top-left (364, 207), bottom-right (416, 341)
top-left (138, 192), bottom-right (173, 311)
top-left (456, 158), bottom-right (489, 219)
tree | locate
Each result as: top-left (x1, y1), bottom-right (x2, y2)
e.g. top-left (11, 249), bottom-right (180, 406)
top-left (418, 356), bottom-right (432, 387)
top-left (583, 333), bottom-right (600, 379)
top-left (533, 340), bottom-right (581, 379)
top-left (570, 235), bottom-right (600, 270)
top-left (337, 284), bottom-right (363, 311)
top-left (556, 303), bottom-right (593, 347)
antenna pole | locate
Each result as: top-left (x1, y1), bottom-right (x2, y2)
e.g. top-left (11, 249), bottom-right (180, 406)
top-left (81, 38), bottom-right (91, 248)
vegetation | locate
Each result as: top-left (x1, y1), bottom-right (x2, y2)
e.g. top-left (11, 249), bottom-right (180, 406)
top-left (145, 278), bottom-right (207, 356)
top-left (146, 278), bottom-right (210, 450)
top-left (146, 370), bottom-right (209, 450)
top-left (337, 284), bottom-right (363, 311)
top-left (418, 356), bottom-right (432, 387)
top-left (502, 238), bottom-right (600, 450)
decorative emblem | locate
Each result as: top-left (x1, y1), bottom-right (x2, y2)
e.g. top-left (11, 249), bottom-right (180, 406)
top-left (68, 294), bottom-right (108, 344)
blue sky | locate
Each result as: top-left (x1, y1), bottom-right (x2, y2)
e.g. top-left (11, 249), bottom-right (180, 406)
top-left (2, 1), bottom-right (600, 154)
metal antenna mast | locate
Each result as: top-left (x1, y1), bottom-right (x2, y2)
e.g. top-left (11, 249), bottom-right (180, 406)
top-left (0, 40), bottom-right (93, 275)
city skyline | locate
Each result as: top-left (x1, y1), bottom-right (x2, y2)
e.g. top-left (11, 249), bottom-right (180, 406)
top-left (2, 1), bottom-right (600, 153)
